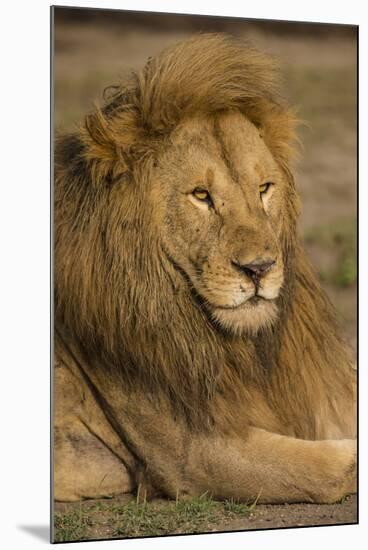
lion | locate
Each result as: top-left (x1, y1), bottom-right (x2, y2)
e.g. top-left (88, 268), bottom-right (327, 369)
top-left (53, 34), bottom-right (356, 506)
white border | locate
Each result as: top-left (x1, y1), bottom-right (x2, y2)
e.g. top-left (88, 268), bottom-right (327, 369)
top-left (1, 1), bottom-right (366, 548)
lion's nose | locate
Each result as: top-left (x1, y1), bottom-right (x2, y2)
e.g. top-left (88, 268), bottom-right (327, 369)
top-left (232, 258), bottom-right (276, 283)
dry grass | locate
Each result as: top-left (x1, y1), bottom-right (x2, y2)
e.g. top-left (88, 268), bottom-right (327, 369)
top-left (53, 494), bottom-right (256, 542)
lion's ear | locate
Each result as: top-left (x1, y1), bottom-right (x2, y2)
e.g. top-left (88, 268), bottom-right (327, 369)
top-left (79, 105), bottom-right (141, 184)
top-left (247, 98), bottom-right (300, 169)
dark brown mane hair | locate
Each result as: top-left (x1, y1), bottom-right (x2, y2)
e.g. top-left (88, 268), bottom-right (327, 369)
top-left (55, 34), bottom-right (352, 433)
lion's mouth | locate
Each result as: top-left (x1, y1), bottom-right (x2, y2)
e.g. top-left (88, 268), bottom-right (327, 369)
top-left (208, 291), bottom-right (279, 334)
top-left (248, 295), bottom-right (263, 305)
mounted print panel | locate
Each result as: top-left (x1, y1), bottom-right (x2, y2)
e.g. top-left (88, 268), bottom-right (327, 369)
top-left (52, 6), bottom-right (357, 543)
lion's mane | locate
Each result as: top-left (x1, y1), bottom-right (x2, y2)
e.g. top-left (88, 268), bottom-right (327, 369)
top-left (55, 34), bottom-right (353, 434)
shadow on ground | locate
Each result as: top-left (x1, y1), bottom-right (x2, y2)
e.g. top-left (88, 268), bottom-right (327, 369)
top-left (17, 525), bottom-right (50, 543)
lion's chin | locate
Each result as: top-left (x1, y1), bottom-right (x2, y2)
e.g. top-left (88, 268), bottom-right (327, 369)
top-left (210, 298), bottom-right (278, 335)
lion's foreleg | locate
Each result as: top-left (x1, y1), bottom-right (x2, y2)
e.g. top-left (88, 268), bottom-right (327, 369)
top-left (111, 410), bottom-right (356, 504)
top-left (132, 424), bottom-right (356, 504)
top-left (182, 428), bottom-right (356, 504)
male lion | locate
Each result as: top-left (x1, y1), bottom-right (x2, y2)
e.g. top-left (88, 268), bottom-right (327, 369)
top-left (54, 34), bottom-right (356, 505)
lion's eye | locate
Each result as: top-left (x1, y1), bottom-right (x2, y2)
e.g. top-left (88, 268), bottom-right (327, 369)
top-left (192, 188), bottom-right (213, 205)
top-left (260, 182), bottom-right (272, 195)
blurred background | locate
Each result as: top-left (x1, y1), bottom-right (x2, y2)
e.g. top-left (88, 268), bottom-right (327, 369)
top-left (53, 7), bottom-right (357, 350)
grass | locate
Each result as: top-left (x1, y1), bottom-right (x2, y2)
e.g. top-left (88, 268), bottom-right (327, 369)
top-left (53, 493), bottom-right (256, 542)
top-left (304, 217), bottom-right (357, 287)
top-left (53, 504), bottom-right (91, 542)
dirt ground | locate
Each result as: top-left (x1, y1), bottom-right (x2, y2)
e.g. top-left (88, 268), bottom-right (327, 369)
top-left (53, 9), bottom-right (357, 542)
top-left (221, 495), bottom-right (357, 531)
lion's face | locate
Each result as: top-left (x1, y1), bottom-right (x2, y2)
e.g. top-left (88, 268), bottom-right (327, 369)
top-left (152, 111), bottom-right (288, 334)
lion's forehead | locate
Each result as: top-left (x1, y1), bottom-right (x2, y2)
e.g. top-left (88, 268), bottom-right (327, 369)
top-left (168, 112), bottom-right (278, 186)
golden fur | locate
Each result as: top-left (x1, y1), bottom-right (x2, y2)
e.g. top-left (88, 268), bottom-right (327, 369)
top-left (54, 34), bottom-right (356, 504)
